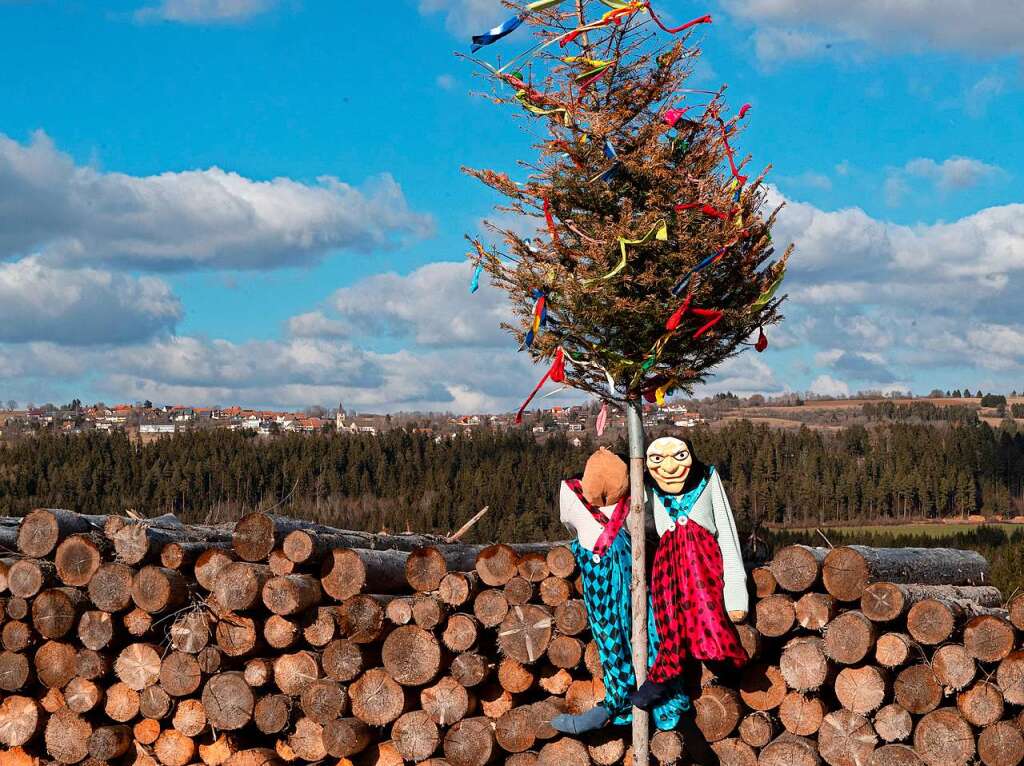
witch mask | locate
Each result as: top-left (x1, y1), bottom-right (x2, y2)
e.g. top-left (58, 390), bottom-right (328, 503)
top-left (646, 437), bottom-right (692, 494)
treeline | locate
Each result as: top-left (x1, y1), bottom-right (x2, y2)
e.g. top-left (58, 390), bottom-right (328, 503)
top-left (0, 420), bottom-right (1022, 542)
top-left (862, 401), bottom-right (978, 423)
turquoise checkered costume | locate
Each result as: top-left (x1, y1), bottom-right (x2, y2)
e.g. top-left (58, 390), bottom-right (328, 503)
top-left (571, 531), bottom-right (691, 729)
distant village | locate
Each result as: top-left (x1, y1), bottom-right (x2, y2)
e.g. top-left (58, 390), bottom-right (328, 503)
top-left (0, 399), bottom-right (706, 445)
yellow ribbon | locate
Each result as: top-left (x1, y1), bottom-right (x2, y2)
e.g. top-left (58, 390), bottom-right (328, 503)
top-left (526, 0), bottom-right (565, 9)
top-left (584, 220), bottom-right (668, 285)
top-left (655, 382), bottom-right (671, 406)
top-left (750, 265), bottom-right (787, 311)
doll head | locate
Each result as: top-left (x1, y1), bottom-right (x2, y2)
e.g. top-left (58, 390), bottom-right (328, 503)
top-left (580, 447), bottom-right (629, 507)
top-left (646, 435), bottom-right (707, 495)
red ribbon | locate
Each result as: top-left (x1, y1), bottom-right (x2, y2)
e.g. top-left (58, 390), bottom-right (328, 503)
top-left (738, 103), bottom-right (752, 119)
top-left (515, 347), bottom-right (566, 424)
top-left (645, 8), bottom-right (712, 35)
top-left (665, 294), bottom-right (722, 338)
top-left (544, 198), bottom-right (559, 243)
top-left (755, 327), bottom-right (768, 352)
top-left (675, 202), bottom-right (730, 220)
top-left (713, 109), bottom-right (748, 186)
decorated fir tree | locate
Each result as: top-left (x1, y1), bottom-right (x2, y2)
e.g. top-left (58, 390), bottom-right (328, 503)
top-left (462, 2), bottom-right (792, 758)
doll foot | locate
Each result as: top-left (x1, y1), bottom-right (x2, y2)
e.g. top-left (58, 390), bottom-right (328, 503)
top-left (551, 705), bottom-right (611, 734)
top-left (630, 680), bottom-right (669, 710)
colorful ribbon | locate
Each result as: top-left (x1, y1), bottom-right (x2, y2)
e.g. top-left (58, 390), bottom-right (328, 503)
top-left (664, 293), bottom-right (723, 339)
top-left (544, 198), bottom-right (559, 243)
top-left (583, 219), bottom-right (668, 285)
top-left (671, 229), bottom-right (754, 296)
top-left (515, 347), bottom-right (566, 424)
top-left (675, 202), bottom-right (730, 220)
top-left (750, 265), bottom-right (787, 311)
top-left (524, 289), bottom-right (548, 348)
top-left (469, 263), bottom-right (483, 293)
top-left (472, 15), bottom-right (524, 52)
top-left (596, 402), bottom-right (609, 436)
top-left (646, 9), bottom-right (712, 35)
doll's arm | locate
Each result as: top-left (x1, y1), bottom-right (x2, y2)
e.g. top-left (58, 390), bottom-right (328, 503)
top-left (559, 481), bottom-right (580, 537)
top-left (710, 471), bottom-right (749, 618)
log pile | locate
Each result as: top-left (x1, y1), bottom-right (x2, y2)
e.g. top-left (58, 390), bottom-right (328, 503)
top-left (0, 510), bottom-right (1022, 766)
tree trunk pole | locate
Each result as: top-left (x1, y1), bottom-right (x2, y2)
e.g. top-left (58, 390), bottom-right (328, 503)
top-left (626, 400), bottom-right (650, 766)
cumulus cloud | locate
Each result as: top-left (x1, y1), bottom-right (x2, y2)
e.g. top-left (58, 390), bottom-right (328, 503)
top-left (809, 374), bottom-right (850, 397)
top-left (418, 0), bottom-right (501, 37)
top-left (135, 0), bottom-right (277, 24)
top-left (0, 257), bottom-right (181, 345)
top-left (902, 157), bottom-right (1005, 192)
top-left (0, 131), bottom-right (433, 272)
top-left (771, 186), bottom-right (1024, 385)
top-left (305, 261), bottom-right (511, 349)
top-left (722, 0), bottom-right (1024, 61)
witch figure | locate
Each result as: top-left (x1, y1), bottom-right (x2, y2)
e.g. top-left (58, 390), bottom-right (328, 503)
top-left (631, 435), bottom-right (749, 710)
top-left (551, 447), bottom-right (690, 734)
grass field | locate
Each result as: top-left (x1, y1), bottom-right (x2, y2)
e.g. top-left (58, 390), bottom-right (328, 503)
top-left (783, 522), bottom-right (1024, 538)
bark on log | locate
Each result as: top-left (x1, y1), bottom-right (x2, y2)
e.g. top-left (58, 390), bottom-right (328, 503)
top-left (860, 583), bottom-right (1002, 623)
top-left (822, 546), bottom-right (989, 602)
top-left (905, 596), bottom-right (1004, 645)
top-left (18, 509), bottom-right (100, 558)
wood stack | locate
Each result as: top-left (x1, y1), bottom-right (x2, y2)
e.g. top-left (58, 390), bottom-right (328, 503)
top-left (0, 510), bottom-right (1021, 766)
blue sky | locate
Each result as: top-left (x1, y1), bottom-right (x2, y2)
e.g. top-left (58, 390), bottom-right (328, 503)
top-left (0, 0), bottom-right (1021, 412)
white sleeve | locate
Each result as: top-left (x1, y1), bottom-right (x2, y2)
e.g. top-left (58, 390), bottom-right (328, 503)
top-left (710, 471), bottom-right (749, 615)
top-left (559, 481), bottom-right (579, 537)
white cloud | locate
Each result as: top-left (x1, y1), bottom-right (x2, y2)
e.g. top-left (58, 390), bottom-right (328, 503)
top-left (0, 257), bottom-right (180, 345)
top-left (809, 374), bottom-right (850, 398)
top-left (902, 156), bottom-right (1004, 191)
top-left (752, 27), bottom-right (831, 63)
top-left (0, 131), bottom-right (433, 272)
top-left (318, 261), bottom-right (511, 348)
top-left (418, 0), bottom-right (501, 37)
top-left (286, 311), bottom-right (350, 340)
top-left (135, 0), bottom-right (277, 24)
top-left (963, 74), bottom-right (1007, 118)
top-left (722, 0), bottom-right (1024, 61)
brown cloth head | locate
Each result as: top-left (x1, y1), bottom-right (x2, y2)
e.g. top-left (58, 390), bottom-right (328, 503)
top-left (581, 447), bottom-right (629, 507)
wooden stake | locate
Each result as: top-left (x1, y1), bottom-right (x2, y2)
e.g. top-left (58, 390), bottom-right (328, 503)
top-left (626, 399), bottom-right (649, 766)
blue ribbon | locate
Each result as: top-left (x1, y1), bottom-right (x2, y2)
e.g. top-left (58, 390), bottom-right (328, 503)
top-left (471, 15), bottom-right (524, 52)
top-left (469, 263), bottom-right (483, 293)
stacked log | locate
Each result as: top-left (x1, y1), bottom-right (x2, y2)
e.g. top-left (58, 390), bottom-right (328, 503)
top-left (0, 509), bottom-right (1022, 766)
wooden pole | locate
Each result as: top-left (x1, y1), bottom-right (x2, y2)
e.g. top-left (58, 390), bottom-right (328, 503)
top-left (626, 400), bottom-right (649, 766)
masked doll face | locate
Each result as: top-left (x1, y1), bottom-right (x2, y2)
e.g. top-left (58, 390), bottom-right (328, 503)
top-left (646, 437), bottom-right (693, 494)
